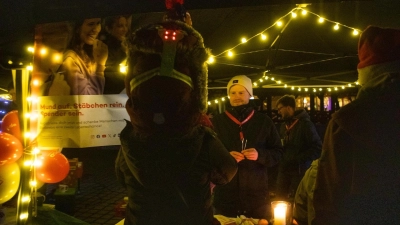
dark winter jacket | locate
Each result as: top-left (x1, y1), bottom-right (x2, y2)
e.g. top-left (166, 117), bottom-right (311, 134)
top-left (313, 68), bottom-right (400, 224)
top-left (293, 159), bottom-right (319, 225)
top-left (115, 121), bottom-right (238, 225)
top-left (212, 103), bottom-right (283, 219)
top-left (279, 109), bottom-right (322, 172)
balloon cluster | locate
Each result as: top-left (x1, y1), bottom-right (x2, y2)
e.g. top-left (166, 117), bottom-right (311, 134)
top-left (0, 110), bottom-right (70, 204)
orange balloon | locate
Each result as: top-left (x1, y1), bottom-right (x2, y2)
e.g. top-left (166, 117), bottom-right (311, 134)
top-left (1, 110), bottom-right (22, 143)
top-left (0, 132), bottom-right (24, 166)
top-left (36, 152), bottom-right (70, 183)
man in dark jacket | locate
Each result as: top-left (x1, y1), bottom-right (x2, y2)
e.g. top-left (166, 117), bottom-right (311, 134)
top-left (313, 25), bottom-right (400, 224)
top-left (275, 95), bottom-right (322, 201)
top-left (212, 75), bottom-right (283, 224)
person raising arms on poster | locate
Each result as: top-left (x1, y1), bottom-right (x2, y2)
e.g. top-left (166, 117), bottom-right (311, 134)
top-left (58, 18), bottom-right (108, 95)
top-left (101, 15), bottom-right (129, 94)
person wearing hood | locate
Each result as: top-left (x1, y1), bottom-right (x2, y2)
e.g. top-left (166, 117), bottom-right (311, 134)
top-left (313, 25), bottom-right (400, 224)
top-left (212, 75), bottom-right (283, 224)
top-left (115, 19), bottom-right (238, 225)
top-left (275, 95), bottom-right (322, 202)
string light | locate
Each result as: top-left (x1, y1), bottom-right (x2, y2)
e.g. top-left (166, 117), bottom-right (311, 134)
top-left (205, 6), bottom-right (362, 105)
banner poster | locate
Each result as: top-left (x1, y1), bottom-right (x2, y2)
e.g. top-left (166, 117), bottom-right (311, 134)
top-left (32, 15), bottom-right (141, 148)
top-left (37, 94), bottom-right (129, 148)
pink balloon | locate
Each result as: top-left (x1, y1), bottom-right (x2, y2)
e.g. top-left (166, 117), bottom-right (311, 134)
top-left (1, 110), bottom-right (22, 143)
top-left (0, 132), bottom-right (24, 166)
top-left (36, 152), bottom-right (70, 183)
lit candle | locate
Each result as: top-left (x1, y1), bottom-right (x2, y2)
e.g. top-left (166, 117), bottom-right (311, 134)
top-left (274, 202), bottom-right (287, 225)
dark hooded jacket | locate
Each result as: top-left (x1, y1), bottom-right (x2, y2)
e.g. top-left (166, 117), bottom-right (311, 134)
top-left (313, 67), bottom-right (400, 224)
top-left (211, 103), bottom-right (283, 219)
top-left (279, 109), bottom-right (322, 173)
top-left (115, 122), bottom-right (238, 225)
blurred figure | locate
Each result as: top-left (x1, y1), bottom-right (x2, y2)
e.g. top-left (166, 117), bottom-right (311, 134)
top-left (275, 95), bottom-right (321, 202)
top-left (101, 15), bottom-right (129, 94)
top-left (292, 159), bottom-right (319, 225)
top-left (313, 25), bottom-right (400, 224)
top-left (115, 20), bottom-right (237, 225)
top-left (212, 75), bottom-right (283, 224)
top-left (58, 18), bottom-right (108, 95)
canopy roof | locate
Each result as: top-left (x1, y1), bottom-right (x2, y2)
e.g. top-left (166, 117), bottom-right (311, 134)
top-left (1, 0), bottom-right (399, 98)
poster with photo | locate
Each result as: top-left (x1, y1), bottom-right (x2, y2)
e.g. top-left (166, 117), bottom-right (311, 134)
top-left (32, 15), bottom-right (132, 148)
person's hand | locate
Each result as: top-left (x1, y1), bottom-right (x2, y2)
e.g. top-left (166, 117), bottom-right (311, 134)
top-left (48, 73), bottom-right (70, 96)
top-left (230, 151), bottom-right (245, 163)
top-left (241, 148), bottom-right (258, 161)
top-left (93, 39), bottom-right (108, 67)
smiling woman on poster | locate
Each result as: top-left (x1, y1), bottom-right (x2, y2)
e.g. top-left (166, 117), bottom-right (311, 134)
top-left (58, 18), bottom-right (108, 95)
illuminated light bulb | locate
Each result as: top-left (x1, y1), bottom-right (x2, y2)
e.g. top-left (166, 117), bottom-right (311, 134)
top-left (253, 82), bottom-right (258, 87)
top-left (26, 96), bottom-right (32, 102)
top-left (30, 180), bottom-right (37, 187)
top-left (334, 23), bottom-right (339, 30)
top-left (284, 84), bottom-right (287, 88)
top-left (207, 101), bottom-right (211, 105)
top-left (227, 50), bottom-right (233, 57)
top-left (25, 113), bottom-right (31, 118)
top-left (119, 64), bottom-right (127, 73)
top-left (19, 62), bottom-right (23, 65)
top-left (25, 132), bottom-right (31, 138)
top-left (208, 56), bottom-right (215, 64)
top-left (298, 88), bottom-right (301, 91)
top-left (214, 99), bottom-right (218, 103)
top-left (302, 10), bottom-right (307, 15)
top-left (241, 38), bottom-right (247, 43)
top-left (352, 29), bottom-right (359, 35)
top-left (53, 53), bottom-right (62, 63)
top-left (342, 86), bottom-right (345, 89)
top-left (27, 65), bottom-right (33, 71)
top-left (291, 86), bottom-right (295, 90)
top-left (319, 88), bottom-right (322, 91)
top-left (276, 21), bottom-right (283, 27)
top-left (24, 160), bottom-right (33, 166)
top-left (32, 79), bottom-right (40, 86)
top-left (258, 78), bottom-right (263, 83)
top-left (8, 60), bottom-right (13, 64)
top-left (33, 147), bottom-right (40, 154)
top-left (318, 17), bottom-right (325, 23)
top-left (291, 12), bottom-right (297, 18)
top-left (20, 213), bottom-right (29, 220)
top-left (277, 80), bottom-right (281, 84)
top-left (21, 196), bottom-right (30, 203)
top-left (27, 46), bottom-right (34, 53)
top-left (334, 87), bottom-right (338, 91)
top-left (271, 77), bottom-right (275, 81)
top-left (305, 88), bottom-right (308, 91)
top-left (40, 48), bottom-right (47, 56)
top-left (265, 76), bottom-right (269, 80)
top-left (328, 88), bottom-right (332, 92)
top-left (221, 97), bottom-right (225, 101)
top-left (355, 81), bottom-right (359, 85)
top-left (348, 84), bottom-right (352, 87)
top-left (260, 33), bottom-right (267, 40)
top-left (313, 89), bottom-right (316, 92)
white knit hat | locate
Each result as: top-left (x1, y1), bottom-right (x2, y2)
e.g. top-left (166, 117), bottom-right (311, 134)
top-left (227, 75), bottom-right (253, 96)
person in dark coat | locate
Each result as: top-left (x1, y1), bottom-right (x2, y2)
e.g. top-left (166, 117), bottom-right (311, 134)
top-left (212, 75), bottom-right (283, 224)
top-left (292, 159), bottom-right (319, 225)
top-left (115, 19), bottom-right (238, 225)
top-left (313, 25), bottom-right (400, 224)
top-left (275, 95), bottom-right (322, 201)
